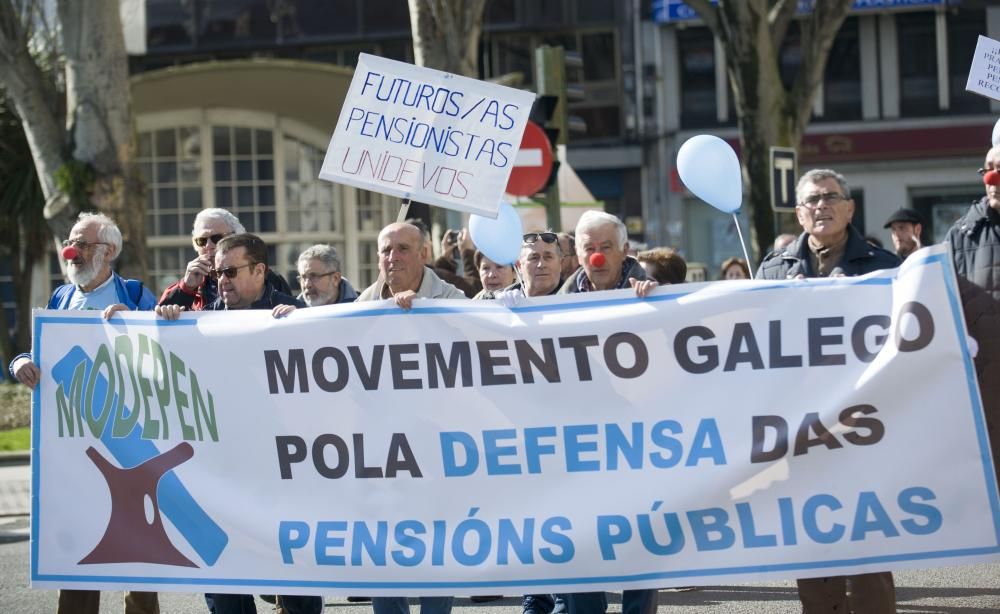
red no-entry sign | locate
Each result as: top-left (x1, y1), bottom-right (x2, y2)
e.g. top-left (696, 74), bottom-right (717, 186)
top-left (506, 121), bottom-right (554, 197)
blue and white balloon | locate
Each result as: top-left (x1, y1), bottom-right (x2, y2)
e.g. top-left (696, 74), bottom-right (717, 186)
top-left (676, 134), bottom-right (743, 214)
top-left (469, 201), bottom-right (523, 266)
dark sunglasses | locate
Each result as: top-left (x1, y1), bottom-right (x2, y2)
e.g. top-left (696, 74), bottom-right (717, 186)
top-left (194, 233), bottom-right (229, 247)
top-left (209, 263), bottom-right (255, 280)
top-left (523, 232), bottom-right (559, 245)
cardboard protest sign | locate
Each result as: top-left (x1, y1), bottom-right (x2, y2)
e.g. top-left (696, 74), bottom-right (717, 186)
top-left (966, 35), bottom-right (1000, 102)
top-left (319, 53), bottom-right (536, 218)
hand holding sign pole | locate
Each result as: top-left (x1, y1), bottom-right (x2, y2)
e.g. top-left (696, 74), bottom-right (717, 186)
top-left (676, 134), bottom-right (753, 279)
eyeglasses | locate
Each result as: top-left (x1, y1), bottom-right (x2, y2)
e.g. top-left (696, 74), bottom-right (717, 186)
top-left (978, 167), bottom-right (998, 176)
top-left (297, 272), bottom-right (336, 283)
top-left (523, 232), bottom-right (559, 245)
top-left (799, 192), bottom-right (848, 208)
top-left (210, 263), bottom-right (255, 280)
top-left (193, 233), bottom-right (229, 248)
top-left (62, 239), bottom-right (109, 251)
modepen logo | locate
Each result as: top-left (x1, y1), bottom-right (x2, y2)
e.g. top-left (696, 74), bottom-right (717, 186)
top-left (52, 337), bottom-right (229, 567)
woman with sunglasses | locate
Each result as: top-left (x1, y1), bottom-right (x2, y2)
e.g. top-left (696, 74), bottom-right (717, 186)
top-left (159, 208), bottom-right (292, 310)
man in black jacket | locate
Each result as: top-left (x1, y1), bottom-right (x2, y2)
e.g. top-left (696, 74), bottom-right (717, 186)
top-left (158, 208), bottom-right (292, 310)
top-left (155, 233), bottom-right (312, 614)
top-left (757, 169), bottom-right (899, 280)
top-left (757, 169), bottom-right (899, 613)
top-left (946, 145), bottom-right (1000, 300)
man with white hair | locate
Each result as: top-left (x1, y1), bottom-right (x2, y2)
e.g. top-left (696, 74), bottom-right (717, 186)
top-left (556, 210), bottom-right (657, 614)
top-left (296, 244), bottom-right (357, 306)
top-left (159, 208), bottom-right (291, 310)
top-left (8, 211), bottom-right (158, 614)
top-left (559, 210), bottom-right (652, 295)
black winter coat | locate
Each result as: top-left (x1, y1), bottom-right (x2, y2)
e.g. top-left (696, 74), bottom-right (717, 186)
top-left (756, 225), bottom-right (900, 279)
top-left (946, 197), bottom-right (1000, 301)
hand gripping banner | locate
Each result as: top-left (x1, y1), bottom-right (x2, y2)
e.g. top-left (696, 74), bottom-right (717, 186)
top-left (30, 244), bottom-right (1000, 595)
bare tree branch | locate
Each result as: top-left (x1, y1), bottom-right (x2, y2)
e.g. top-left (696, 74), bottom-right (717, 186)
top-left (769, 0), bottom-right (798, 51)
top-left (791, 0), bottom-right (852, 131)
top-left (0, 0), bottom-right (62, 199)
top-left (683, 0), bottom-right (719, 36)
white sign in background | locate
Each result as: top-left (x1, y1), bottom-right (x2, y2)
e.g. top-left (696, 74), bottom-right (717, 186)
top-left (966, 35), bottom-right (1000, 102)
top-left (319, 53), bottom-right (536, 218)
top-left (31, 245), bottom-right (1000, 595)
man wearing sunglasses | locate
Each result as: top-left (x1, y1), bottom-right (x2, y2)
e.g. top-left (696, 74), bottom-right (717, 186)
top-left (8, 212), bottom-right (159, 614)
top-left (155, 234), bottom-right (311, 614)
top-left (757, 169), bottom-right (899, 614)
top-left (489, 231), bottom-right (565, 306)
top-left (296, 244), bottom-right (357, 307)
top-left (159, 208), bottom-right (291, 310)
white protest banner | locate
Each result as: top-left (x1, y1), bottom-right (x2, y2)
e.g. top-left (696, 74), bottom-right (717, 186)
top-left (966, 35), bottom-right (1000, 101)
top-left (319, 53), bottom-right (536, 218)
top-left (31, 244), bottom-right (1000, 596)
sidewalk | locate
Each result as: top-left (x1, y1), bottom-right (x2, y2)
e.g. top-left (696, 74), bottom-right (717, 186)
top-left (0, 454), bottom-right (30, 518)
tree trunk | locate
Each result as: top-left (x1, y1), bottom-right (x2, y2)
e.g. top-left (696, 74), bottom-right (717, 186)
top-left (0, 0), bottom-right (145, 283)
top-left (684, 0), bottom-right (853, 259)
top-left (59, 0), bottom-right (146, 280)
top-left (407, 0), bottom-right (488, 242)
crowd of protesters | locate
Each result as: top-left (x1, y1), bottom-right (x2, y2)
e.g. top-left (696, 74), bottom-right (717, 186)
top-left (9, 145), bottom-right (1000, 614)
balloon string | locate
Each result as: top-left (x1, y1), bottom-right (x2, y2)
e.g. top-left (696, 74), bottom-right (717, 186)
top-left (733, 213), bottom-right (754, 280)
top-left (513, 263), bottom-right (525, 291)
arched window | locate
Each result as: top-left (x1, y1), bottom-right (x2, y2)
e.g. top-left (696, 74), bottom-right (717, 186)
top-left (137, 109), bottom-right (398, 297)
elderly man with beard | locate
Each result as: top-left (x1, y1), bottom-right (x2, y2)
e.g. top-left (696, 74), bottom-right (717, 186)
top-left (8, 212), bottom-right (158, 614)
top-left (296, 244), bottom-right (357, 307)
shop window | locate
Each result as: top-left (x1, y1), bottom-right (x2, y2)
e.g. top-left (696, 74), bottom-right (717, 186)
top-left (212, 126), bottom-right (276, 233)
top-left (284, 137), bottom-right (342, 234)
top-left (898, 12), bottom-right (939, 117)
top-left (948, 9), bottom-right (990, 114)
top-left (678, 27), bottom-right (717, 128)
top-left (199, 0), bottom-right (276, 45)
top-left (147, 0), bottom-right (194, 48)
top-left (139, 127), bottom-right (202, 241)
top-left (576, 0), bottom-right (616, 23)
top-left (821, 17), bottom-right (862, 122)
top-left (361, 0), bottom-right (410, 34)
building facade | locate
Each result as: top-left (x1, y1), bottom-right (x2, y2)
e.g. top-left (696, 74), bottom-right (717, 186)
top-left (644, 0), bottom-right (999, 273)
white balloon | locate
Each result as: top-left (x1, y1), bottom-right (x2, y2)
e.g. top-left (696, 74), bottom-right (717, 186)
top-left (992, 118), bottom-right (1000, 147)
top-left (676, 135), bottom-right (743, 213)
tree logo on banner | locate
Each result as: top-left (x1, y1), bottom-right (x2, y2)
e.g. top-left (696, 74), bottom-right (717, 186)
top-left (51, 343), bottom-right (229, 567)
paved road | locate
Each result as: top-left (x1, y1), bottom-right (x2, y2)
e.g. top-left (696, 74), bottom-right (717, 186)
top-left (1, 523), bottom-right (998, 614)
top-left (2, 459), bottom-right (999, 612)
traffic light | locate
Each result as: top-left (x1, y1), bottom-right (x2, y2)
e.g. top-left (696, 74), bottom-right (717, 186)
top-left (533, 45), bottom-right (587, 228)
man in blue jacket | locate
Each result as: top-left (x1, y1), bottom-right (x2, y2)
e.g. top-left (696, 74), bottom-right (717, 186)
top-left (9, 211), bottom-right (156, 386)
top-left (8, 211), bottom-right (157, 614)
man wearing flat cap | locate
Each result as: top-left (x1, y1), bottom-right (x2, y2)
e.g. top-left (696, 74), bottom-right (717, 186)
top-left (883, 208), bottom-right (924, 260)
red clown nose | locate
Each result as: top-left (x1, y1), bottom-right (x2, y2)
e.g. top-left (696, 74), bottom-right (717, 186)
top-left (589, 252), bottom-right (606, 268)
top-left (61, 245), bottom-right (78, 261)
top-left (984, 170), bottom-right (1000, 187)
